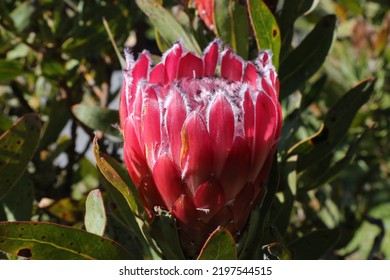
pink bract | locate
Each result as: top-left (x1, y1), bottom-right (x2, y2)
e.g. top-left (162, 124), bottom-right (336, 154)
top-left (120, 40), bottom-right (282, 257)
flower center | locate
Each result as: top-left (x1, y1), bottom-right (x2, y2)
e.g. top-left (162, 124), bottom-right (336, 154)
top-left (171, 77), bottom-right (250, 114)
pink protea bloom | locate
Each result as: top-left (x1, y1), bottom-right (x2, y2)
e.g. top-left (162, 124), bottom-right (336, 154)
top-left (120, 40), bottom-right (282, 257)
top-left (194, 0), bottom-right (215, 31)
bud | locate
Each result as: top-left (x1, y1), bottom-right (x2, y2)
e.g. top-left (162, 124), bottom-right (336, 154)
top-left (120, 40), bottom-right (282, 257)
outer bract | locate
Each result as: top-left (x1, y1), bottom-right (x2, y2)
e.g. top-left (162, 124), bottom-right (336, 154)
top-left (120, 40), bottom-right (282, 258)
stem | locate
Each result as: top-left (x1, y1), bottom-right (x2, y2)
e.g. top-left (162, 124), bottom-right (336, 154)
top-left (10, 81), bottom-right (34, 114)
top-left (103, 17), bottom-right (125, 68)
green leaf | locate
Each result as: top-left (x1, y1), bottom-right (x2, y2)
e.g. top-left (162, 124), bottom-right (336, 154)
top-left (0, 115), bottom-right (13, 135)
top-left (85, 189), bottom-right (106, 236)
top-left (10, 2), bottom-right (35, 32)
top-left (237, 207), bottom-right (262, 259)
top-left (272, 161), bottom-right (296, 236)
top-left (0, 113), bottom-right (42, 199)
top-left (135, 0), bottom-right (201, 54)
top-left (214, 0), bottom-right (232, 47)
top-left (300, 74), bottom-right (327, 110)
top-left (39, 99), bottom-right (70, 149)
top-left (155, 30), bottom-right (171, 53)
top-left (101, 176), bottom-right (135, 228)
top-left (279, 15), bottom-right (336, 98)
top-left (289, 78), bottom-right (375, 172)
top-left (93, 138), bottom-right (144, 240)
top-left (247, 0), bottom-right (281, 68)
top-left (149, 212), bottom-right (185, 260)
top-left (289, 229), bottom-right (340, 259)
top-left (41, 58), bottom-right (67, 78)
top-left (77, 158), bottom-right (100, 191)
top-left (6, 43), bottom-right (30, 60)
top-left (100, 171), bottom-right (152, 259)
top-left (62, 32), bottom-right (105, 58)
top-left (102, 180), bottom-right (149, 259)
top-left (198, 227), bottom-right (237, 260)
top-left (214, 0), bottom-right (249, 59)
top-left (0, 173), bottom-right (33, 221)
top-left (94, 138), bottom-right (140, 213)
top-left (72, 104), bottom-right (120, 137)
top-left (299, 133), bottom-right (365, 191)
top-left (232, 3), bottom-right (249, 59)
top-left (278, 109), bottom-right (301, 155)
top-left (278, 0), bottom-right (317, 59)
top-left (93, 139), bottom-right (137, 213)
top-left (0, 221), bottom-right (133, 260)
top-left (0, 60), bottom-right (24, 83)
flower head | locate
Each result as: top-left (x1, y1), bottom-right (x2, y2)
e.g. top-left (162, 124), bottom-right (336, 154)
top-left (120, 40), bottom-right (282, 257)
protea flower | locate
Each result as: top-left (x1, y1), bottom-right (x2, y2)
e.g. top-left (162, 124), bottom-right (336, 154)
top-left (194, 0), bottom-right (279, 32)
top-left (194, 0), bottom-right (215, 31)
top-left (119, 40), bottom-right (282, 257)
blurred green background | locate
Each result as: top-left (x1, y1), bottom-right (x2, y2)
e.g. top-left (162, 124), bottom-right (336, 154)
top-left (0, 0), bottom-right (389, 259)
